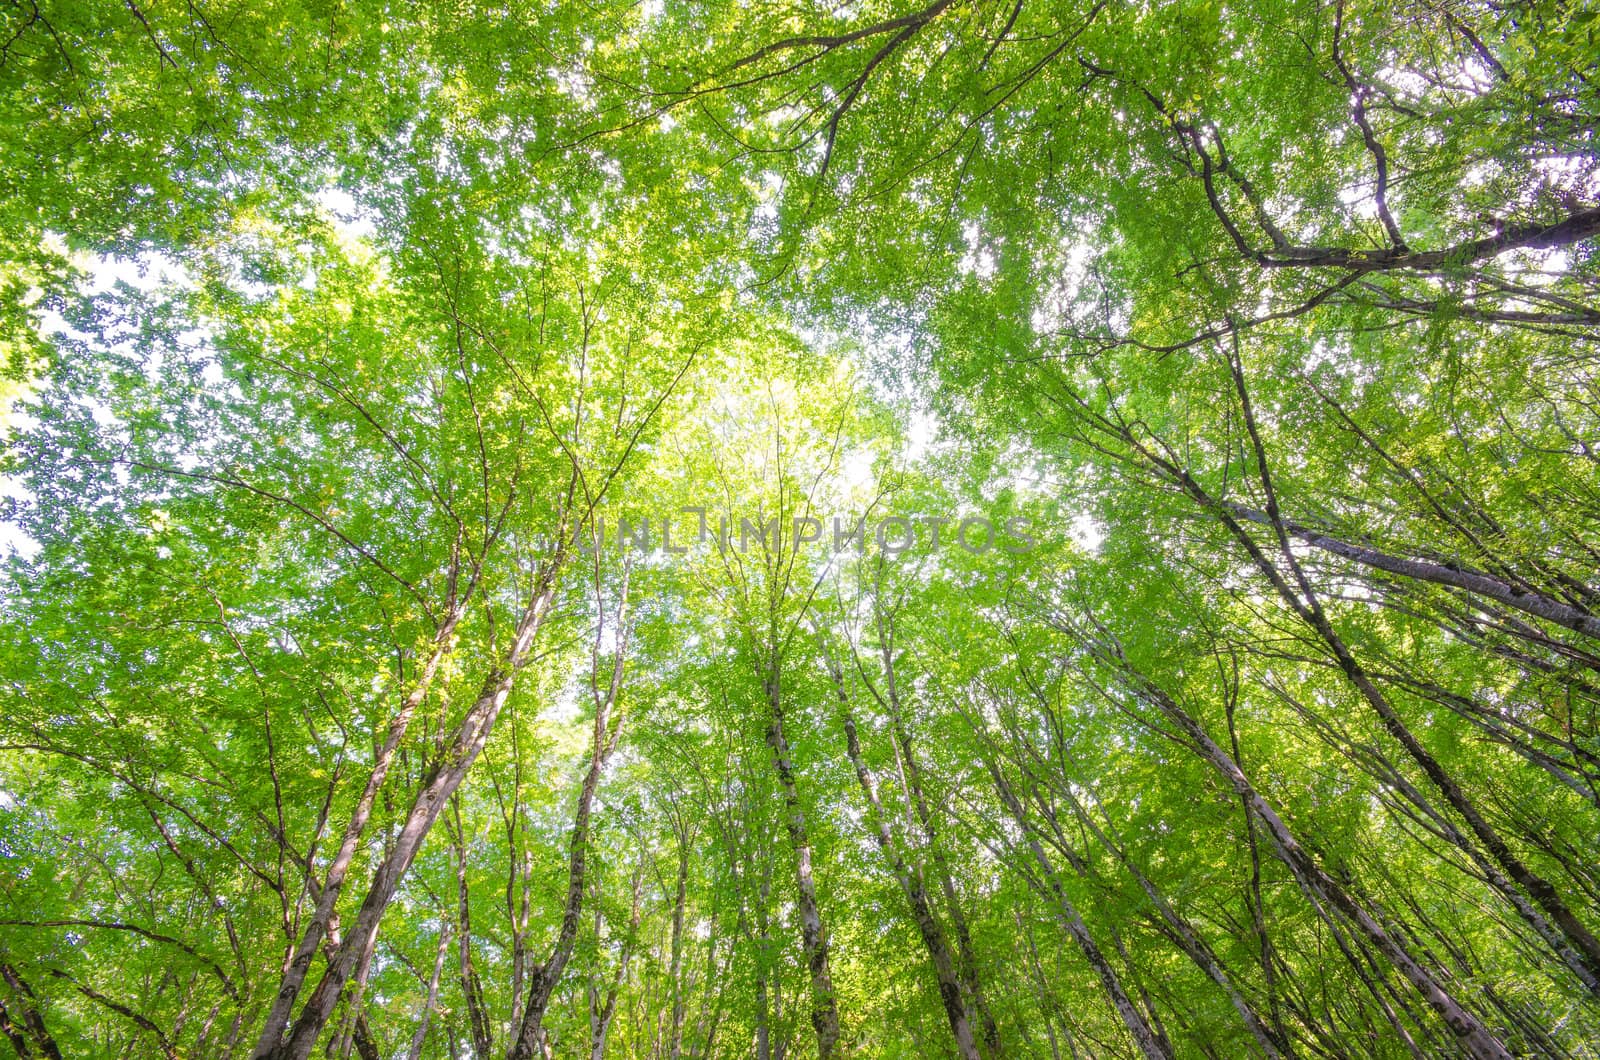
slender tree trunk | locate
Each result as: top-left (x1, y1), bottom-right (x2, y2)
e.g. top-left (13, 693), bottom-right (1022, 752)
top-left (752, 854), bottom-right (775, 1060)
top-left (507, 742), bottom-right (606, 1060)
top-left (1277, 673), bottom-right (1600, 998)
top-left (524, 777), bottom-right (602, 1046)
top-left (268, 573), bottom-right (560, 1060)
top-left (1015, 909), bottom-right (1074, 1060)
top-left (666, 825), bottom-right (691, 1060)
top-left (875, 624), bottom-right (1002, 1056)
top-left (822, 644), bottom-right (981, 1060)
top-left (1064, 786), bottom-right (1288, 1058)
top-left (588, 858), bottom-right (643, 1060)
top-left (452, 802), bottom-right (494, 1060)
top-left (251, 611), bottom-right (462, 1060)
top-left (1220, 362), bottom-right (1600, 994)
top-left (508, 843), bottom-right (533, 1037)
top-left (509, 576), bottom-right (631, 1060)
top-left (761, 663), bottom-right (841, 1060)
top-left (985, 765), bottom-right (1173, 1060)
top-left (1109, 658), bottom-right (1514, 1060)
top-left (1221, 501), bottom-right (1600, 641)
top-left (1222, 689), bottom-right (1293, 1051)
top-left (1110, 370), bottom-right (1600, 997)
top-left (687, 915), bottom-right (728, 1060)
top-left (405, 919), bottom-right (451, 1060)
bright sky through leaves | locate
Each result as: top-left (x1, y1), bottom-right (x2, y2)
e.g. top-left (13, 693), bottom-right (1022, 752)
top-left (1, 1), bottom-right (1598, 1058)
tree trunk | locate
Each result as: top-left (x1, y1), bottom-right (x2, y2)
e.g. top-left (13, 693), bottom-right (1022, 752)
top-left (985, 766), bottom-right (1173, 1060)
top-left (510, 576), bottom-right (631, 1060)
top-left (870, 607), bottom-right (1003, 1057)
top-left (822, 643), bottom-right (981, 1060)
top-left (1113, 659), bottom-right (1514, 1060)
top-left (454, 804), bottom-right (494, 1060)
top-left (1222, 501), bottom-right (1600, 641)
top-left (588, 858), bottom-right (643, 1060)
top-left (1116, 378), bottom-right (1600, 998)
top-left (762, 663), bottom-right (842, 1060)
top-left (267, 573), bottom-right (561, 1060)
top-left (251, 611), bottom-right (463, 1060)
top-left (0, 966), bottom-right (60, 1060)
top-left (666, 825), bottom-right (691, 1060)
top-left (1062, 783), bottom-right (1288, 1058)
top-left (404, 919), bottom-right (451, 1060)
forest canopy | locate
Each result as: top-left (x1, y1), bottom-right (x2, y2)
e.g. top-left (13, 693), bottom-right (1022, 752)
top-left (1, 0), bottom-right (1598, 1057)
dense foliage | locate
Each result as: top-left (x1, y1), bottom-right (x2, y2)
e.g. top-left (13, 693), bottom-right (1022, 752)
top-left (1, 0), bottom-right (1598, 1057)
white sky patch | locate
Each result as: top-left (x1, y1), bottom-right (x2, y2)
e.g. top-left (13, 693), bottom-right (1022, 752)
top-left (550, 60), bottom-right (595, 108)
top-left (36, 246), bottom-right (192, 342)
top-left (1535, 153), bottom-right (1600, 197)
top-left (766, 105), bottom-right (802, 129)
top-left (1070, 512), bottom-right (1105, 552)
top-left (546, 682), bottom-right (584, 725)
top-left (1031, 239), bottom-right (1096, 335)
top-left (749, 170), bottom-right (783, 243)
top-left (3, 243), bottom-right (215, 561)
top-left (314, 186), bottom-right (379, 243)
top-left (1, 362), bottom-right (40, 558)
top-left (87, 249), bottom-right (190, 295)
top-left (839, 448), bottom-right (876, 496)
top-left (958, 219), bottom-right (997, 281)
top-left (1375, 66), bottom-right (1430, 99)
top-left (0, 482), bottom-right (38, 560)
top-left (1337, 180), bottom-right (1380, 221)
top-left (904, 409), bottom-right (934, 463)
